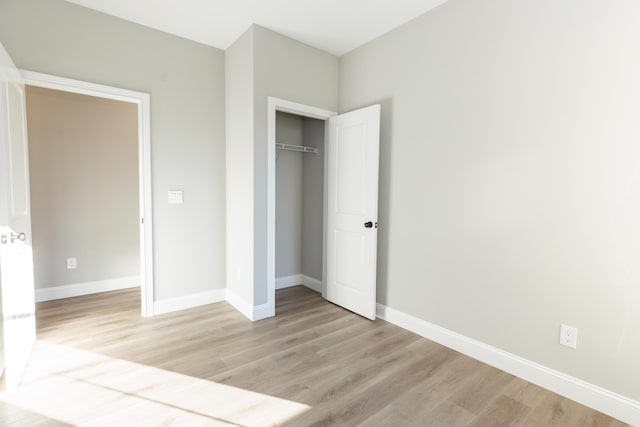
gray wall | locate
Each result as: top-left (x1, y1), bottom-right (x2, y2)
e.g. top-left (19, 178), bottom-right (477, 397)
top-left (26, 86), bottom-right (139, 289)
top-left (226, 24), bottom-right (338, 309)
top-left (253, 25), bottom-right (339, 305)
top-left (225, 27), bottom-right (255, 304)
top-left (340, 0), bottom-right (640, 401)
top-left (275, 113), bottom-right (303, 278)
top-left (301, 118), bottom-right (324, 281)
top-left (0, 0), bottom-right (226, 301)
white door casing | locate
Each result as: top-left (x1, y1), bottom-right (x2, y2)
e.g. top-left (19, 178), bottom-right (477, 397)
top-left (21, 70), bottom-right (154, 317)
top-left (0, 42), bottom-right (36, 391)
top-left (266, 97), bottom-right (337, 320)
top-left (325, 104), bottom-right (380, 320)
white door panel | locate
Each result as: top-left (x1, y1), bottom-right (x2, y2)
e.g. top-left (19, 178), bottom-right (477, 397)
top-left (6, 80), bottom-right (30, 220)
top-left (0, 42), bottom-right (36, 391)
top-left (0, 228), bottom-right (36, 390)
top-left (326, 104), bottom-right (380, 320)
top-left (336, 126), bottom-right (366, 215)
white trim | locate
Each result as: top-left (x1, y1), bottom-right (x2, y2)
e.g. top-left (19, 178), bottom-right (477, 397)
top-left (376, 303), bottom-right (640, 426)
top-left (321, 119), bottom-right (329, 300)
top-left (267, 97), bottom-right (336, 320)
top-left (225, 288), bottom-right (254, 321)
top-left (153, 289), bottom-right (226, 316)
top-left (35, 276), bottom-right (139, 302)
top-left (224, 289), bottom-right (273, 322)
top-left (272, 98), bottom-right (338, 121)
top-left (301, 275), bottom-right (322, 293)
top-left (275, 274), bottom-right (302, 289)
top-left (252, 303), bottom-right (272, 321)
top-left (21, 70), bottom-right (154, 317)
top-left (20, 71), bottom-right (146, 104)
top-left (275, 274), bottom-right (322, 292)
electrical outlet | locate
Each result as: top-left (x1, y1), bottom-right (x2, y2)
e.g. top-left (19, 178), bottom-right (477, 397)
top-left (559, 324), bottom-right (578, 348)
top-left (67, 257), bottom-right (77, 270)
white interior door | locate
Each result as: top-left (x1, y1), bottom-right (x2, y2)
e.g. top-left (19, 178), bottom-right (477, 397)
top-left (325, 104), bottom-right (380, 320)
top-left (0, 42), bottom-right (36, 391)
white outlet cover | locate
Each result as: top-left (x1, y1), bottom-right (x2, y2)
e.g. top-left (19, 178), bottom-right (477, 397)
top-left (560, 324), bottom-right (578, 348)
top-left (168, 190), bottom-right (184, 205)
top-left (67, 257), bottom-right (77, 269)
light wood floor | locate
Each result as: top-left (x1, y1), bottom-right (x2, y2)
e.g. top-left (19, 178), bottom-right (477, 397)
top-left (0, 286), bottom-right (629, 426)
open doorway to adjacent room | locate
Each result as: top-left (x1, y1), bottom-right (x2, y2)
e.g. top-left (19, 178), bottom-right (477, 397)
top-left (23, 72), bottom-right (153, 317)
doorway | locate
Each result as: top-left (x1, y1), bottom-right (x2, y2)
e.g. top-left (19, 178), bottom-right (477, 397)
top-left (267, 98), bottom-right (381, 321)
top-left (267, 97), bottom-right (336, 319)
top-left (274, 112), bottom-right (325, 299)
top-left (22, 71), bottom-right (153, 317)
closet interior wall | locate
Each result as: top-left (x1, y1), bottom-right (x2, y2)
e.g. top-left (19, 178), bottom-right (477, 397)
top-left (275, 112), bottom-right (324, 289)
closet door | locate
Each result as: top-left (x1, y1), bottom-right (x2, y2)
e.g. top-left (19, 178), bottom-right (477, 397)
top-left (325, 104), bottom-right (380, 320)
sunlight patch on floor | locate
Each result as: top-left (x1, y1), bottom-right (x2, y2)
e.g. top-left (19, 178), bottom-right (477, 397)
top-left (0, 340), bottom-right (310, 426)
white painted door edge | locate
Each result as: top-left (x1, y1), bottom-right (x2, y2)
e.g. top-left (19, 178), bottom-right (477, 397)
top-left (20, 70), bottom-right (154, 317)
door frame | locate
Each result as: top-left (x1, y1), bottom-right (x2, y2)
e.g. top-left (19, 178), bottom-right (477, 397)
top-left (267, 97), bottom-right (336, 317)
top-left (20, 70), bottom-right (154, 317)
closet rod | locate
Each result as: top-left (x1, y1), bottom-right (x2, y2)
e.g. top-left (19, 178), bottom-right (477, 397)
top-left (276, 143), bottom-right (318, 154)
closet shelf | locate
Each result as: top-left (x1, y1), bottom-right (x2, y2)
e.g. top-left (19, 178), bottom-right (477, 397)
top-left (276, 143), bottom-right (318, 154)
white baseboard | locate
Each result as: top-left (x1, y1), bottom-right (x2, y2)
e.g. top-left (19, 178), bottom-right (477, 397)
top-left (225, 289), bottom-right (275, 321)
top-left (225, 288), bottom-right (254, 320)
top-left (275, 274), bottom-right (322, 293)
top-left (253, 302), bottom-right (274, 321)
top-left (376, 303), bottom-right (640, 426)
top-left (153, 289), bottom-right (226, 316)
top-left (301, 275), bottom-right (322, 293)
top-left (35, 276), bottom-right (140, 302)
top-left (275, 274), bottom-right (301, 289)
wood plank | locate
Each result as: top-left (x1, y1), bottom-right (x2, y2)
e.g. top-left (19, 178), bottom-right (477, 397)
top-left (0, 286), bottom-right (628, 426)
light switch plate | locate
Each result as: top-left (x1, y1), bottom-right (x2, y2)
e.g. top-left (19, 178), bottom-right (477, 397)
top-left (168, 190), bottom-right (184, 205)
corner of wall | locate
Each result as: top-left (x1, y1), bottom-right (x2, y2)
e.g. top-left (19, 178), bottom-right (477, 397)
top-left (225, 23), bottom-right (256, 310)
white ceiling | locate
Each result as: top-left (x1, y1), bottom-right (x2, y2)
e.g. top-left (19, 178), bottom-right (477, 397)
top-left (64, 0), bottom-right (448, 56)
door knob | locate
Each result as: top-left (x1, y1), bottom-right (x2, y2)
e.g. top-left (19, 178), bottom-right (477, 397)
top-left (364, 221), bottom-right (373, 228)
top-left (11, 232), bottom-right (25, 243)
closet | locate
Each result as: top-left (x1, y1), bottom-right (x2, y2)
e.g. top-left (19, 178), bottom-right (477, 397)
top-left (275, 112), bottom-right (325, 292)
